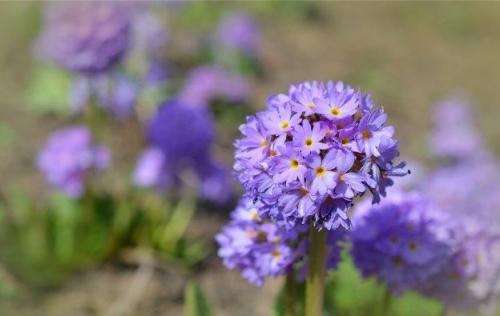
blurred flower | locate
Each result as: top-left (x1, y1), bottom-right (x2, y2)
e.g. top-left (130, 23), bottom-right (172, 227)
top-left (37, 2), bottom-right (131, 75)
top-left (419, 157), bottom-right (500, 311)
top-left (134, 100), bottom-right (231, 203)
top-left (350, 191), bottom-right (458, 294)
top-left (216, 197), bottom-right (345, 287)
top-left (70, 75), bottom-right (138, 119)
top-left (216, 12), bottom-right (260, 57)
top-left (36, 126), bottom-right (110, 198)
top-left (430, 96), bottom-right (486, 161)
top-left (144, 60), bottom-right (169, 86)
top-left (234, 81), bottom-right (407, 231)
top-left (178, 65), bottom-right (249, 108)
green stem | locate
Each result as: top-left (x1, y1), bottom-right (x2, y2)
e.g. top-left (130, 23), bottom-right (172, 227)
top-left (284, 271), bottom-right (296, 316)
top-left (379, 286), bottom-right (392, 316)
top-left (305, 227), bottom-right (328, 316)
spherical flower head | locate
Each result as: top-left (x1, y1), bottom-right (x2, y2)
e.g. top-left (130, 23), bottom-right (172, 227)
top-left (350, 191), bottom-right (458, 294)
top-left (37, 2), bottom-right (131, 75)
top-left (36, 126), bottom-right (110, 198)
top-left (234, 80), bottom-right (407, 231)
top-left (147, 99), bottom-right (214, 163)
top-left (178, 65), bottom-right (249, 108)
top-left (216, 12), bottom-right (260, 57)
top-left (430, 96), bottom-right (486, 161)
top-left (216, 197), bottom-right (345, 287)
top-left (134, 100), bottom-right (232, 203)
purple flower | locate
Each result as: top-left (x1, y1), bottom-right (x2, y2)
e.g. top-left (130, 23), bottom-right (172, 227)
top-left (133, 100), bottom-right (232, 203)
top-left (178, 65), bottom-right (249, 108)
top-left (37, 2), bottom-right (131, 75)
top-left (292, 120), bottom-right (328, 156)
top-left (146, 100), bottom-right (214, 162)
top-left (216, 197), bottom-right (345, 287)
top-left (36, 126), bottom-right (110, 198)
top-left (317, 82), bottom-right (359, 121)
top-left (307, 152), bottom-right (338, 195)
top-left (351, 191), bottom-right (458, 294)
top-left (216, 12), bottom-right (260, 57)
top-left (290, 81), bottom-right (327, 116)
top-left (234, 80), bottom-right (406, 230)
top-left (133, 147), bottom-right (171, 189)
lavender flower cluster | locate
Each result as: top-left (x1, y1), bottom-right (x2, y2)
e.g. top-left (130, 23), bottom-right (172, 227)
top-left (351, 191), bottom-right (458, 294)
top-left (36, 126), bottom-right (110, 198)
top-left (216, 197), bottom-right (345, 286)
top-left (133, 100), bottom-right (231, 203)
top-left (37, 2), bottom-right (131, 75)
top-left (349, 97), bottom-right (500, 311)
top-left (234, 81), bottom-right (407, 230)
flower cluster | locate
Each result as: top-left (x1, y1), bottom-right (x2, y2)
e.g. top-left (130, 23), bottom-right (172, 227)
top-left (234, 81), bottom-right (407, 230)
top-left (419, 158), bottom-right (500, 310)
top-left (134, 100), bottom-right (231, 203)
top-left (216, 197), bottom-right (345, 286)
top-left (216, 12), bottom-right (260, 57)
top-left (37, 2), bottom-right (131, 75)
top-left (350, 191), bottom-right (458, 294)
top-left (178, 66), bottom-right (249, 108)
top-left (36, 126), bottom-right (110, 198)
top-left (430, 96), bottom-right (486, 161)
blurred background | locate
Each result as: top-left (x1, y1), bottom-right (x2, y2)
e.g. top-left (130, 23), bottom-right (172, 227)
top-left (0, 2), bottom-right (499, 316)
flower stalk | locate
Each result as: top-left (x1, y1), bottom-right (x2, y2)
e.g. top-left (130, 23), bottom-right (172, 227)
top-left (305, 226), bottom-right (328, 316)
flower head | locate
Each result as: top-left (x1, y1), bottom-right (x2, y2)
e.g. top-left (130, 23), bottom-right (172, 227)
top-left (350, 191), bottom-right (458, 294)
top-left (216, 197), bottom-right (345, 287)
top-left (36, 126), bottom-right (110, 197)
top-left (37, 2), bottom-right (131, 75)
top-left (234, 80), bottom-right (406, 230)
top-left (134, 100), bottom-right (231, 203)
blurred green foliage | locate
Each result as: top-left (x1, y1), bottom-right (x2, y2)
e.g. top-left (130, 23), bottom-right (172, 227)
top-left (184, 281), bottom-right (214, 316)
top-left (24, 64), bottom-right (72, 115)
top-left (0, 189), bottom-right (208, 290)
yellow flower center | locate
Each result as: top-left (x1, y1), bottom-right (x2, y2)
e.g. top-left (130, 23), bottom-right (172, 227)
top-left (330, 107), bottom-right (341, 116)
top-left (408, 242), bottom-right (417, 251)
top-left (307, 103), bottom-right (316, 109)
top-left (280, 121), bottom-right (290, 129)
top-left (261, 139), bottom-right (268, 148)
top-left (290, 159), bottom-right (300, 169)
top-left (392, 256), bottom-right (403, 267)
top-left (305, 138), bottom-right (313, 146)
top-left (272, 251), bottom-right (282, 258)
top-left (339, 173), bottom-right (346, 182)
top-left (250, 209), bottom-right (259, 220)
top-left (299, 187), bottom-right (309, 196)
top-left (341, 137), bottom-right (349, 145)
top-left (315, 166), bottom-right (326, 177)
top-left (362, 130), bottom-right (371, 139)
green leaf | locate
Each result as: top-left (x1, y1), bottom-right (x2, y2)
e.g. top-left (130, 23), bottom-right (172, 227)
top-left (184, 281), bottom-right (213, 316)
top-left (24, 64), bottom-right (72, 114)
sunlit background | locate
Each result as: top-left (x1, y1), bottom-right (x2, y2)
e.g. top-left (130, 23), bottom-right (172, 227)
top-left (0, 2), bottom-right (499, 316)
